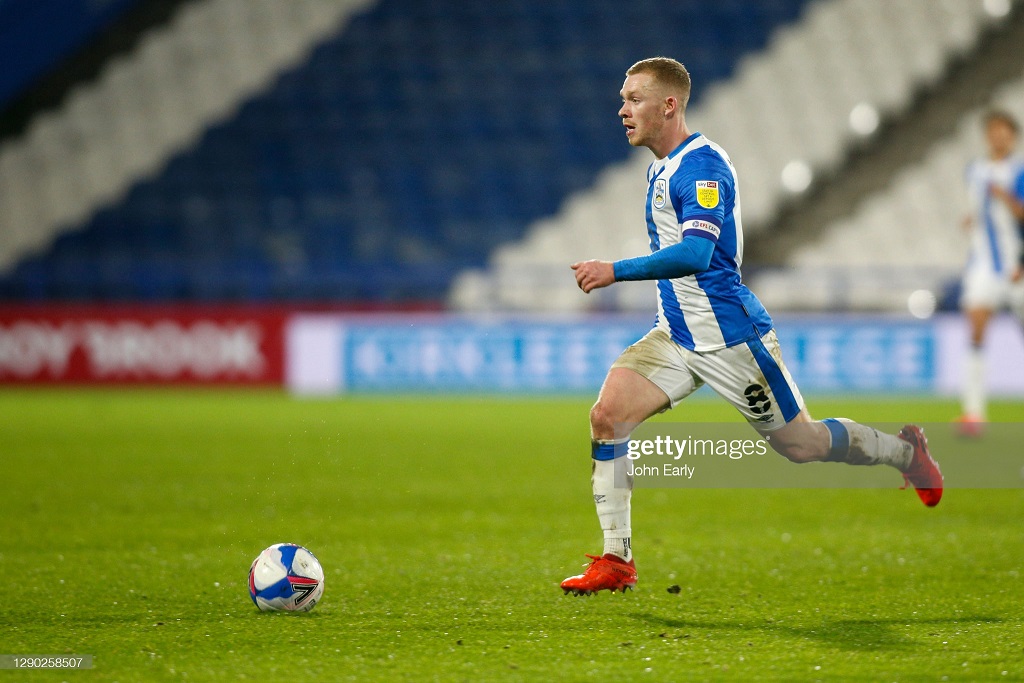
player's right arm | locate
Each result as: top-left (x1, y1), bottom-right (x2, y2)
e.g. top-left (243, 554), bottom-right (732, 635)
top-left (962, 161), bottom-right (979, 231)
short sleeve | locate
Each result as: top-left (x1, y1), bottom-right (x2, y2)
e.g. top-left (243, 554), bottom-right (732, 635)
top-left (670, 152), bottom-right (731, 242)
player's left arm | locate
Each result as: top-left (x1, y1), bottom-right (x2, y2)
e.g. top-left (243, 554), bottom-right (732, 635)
top-left (990, 170), bottom-right (1024, 221)
top-left (613, 236), bottom-right (715, 280)
top-left (571, 237), bottom-right (714, 293)
top-left (1015, 231), bottom-right (1024, 282)
top-left (571, 160), bottom-right (727, 293)
top-left (1017, 170), bottom-right (1024, 220)
top-left (1015, 170), bottom-right (1024, 282)
top-left (610, 161), bottom-right (732, 283)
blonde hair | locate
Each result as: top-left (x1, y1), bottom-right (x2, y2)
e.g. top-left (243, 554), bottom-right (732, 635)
top-left (627, 57), bottom-right (691, 109)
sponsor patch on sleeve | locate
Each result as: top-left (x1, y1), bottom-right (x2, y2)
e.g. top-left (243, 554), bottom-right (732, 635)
top-left (695, 180), bottom-right (720, 209)
top-left (681, 219), bottom-right (721, 241)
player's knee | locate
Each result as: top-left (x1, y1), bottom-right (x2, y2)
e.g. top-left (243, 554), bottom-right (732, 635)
top-left (589, 400), bottom-right (617, 439)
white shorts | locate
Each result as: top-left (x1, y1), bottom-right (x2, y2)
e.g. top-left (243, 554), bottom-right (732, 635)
top-left (610, 328), bottom-right (806, 433)
top-left (961, 268), bottom-right (1024, 312)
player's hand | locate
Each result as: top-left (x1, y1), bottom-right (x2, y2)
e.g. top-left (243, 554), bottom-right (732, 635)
top-left (1012, 266), bottom-right (1023, 283)
top-left (990, 184), bottom-right (1010, 203)
top-left (990, 184), bottom-right (1024, 220)
top-left (960, 214), bottom-right (973, 231)
top-left (570, 260), bottom-right (616, 293)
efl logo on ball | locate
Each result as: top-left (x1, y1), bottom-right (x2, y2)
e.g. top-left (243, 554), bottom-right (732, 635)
top-left (248, 543), bottom-right (325, 612)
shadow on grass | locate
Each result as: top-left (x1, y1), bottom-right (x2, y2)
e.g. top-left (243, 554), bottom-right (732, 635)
top-left (628, 612), bottom-right (1006, 652)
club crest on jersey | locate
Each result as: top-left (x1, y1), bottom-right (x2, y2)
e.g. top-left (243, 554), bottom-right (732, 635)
top-left (695, 180), bottom-right (719, 209)
top-left (653, 179), bottom-right (667, 210)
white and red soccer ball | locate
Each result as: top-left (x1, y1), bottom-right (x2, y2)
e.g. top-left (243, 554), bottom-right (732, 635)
top-left (248, 543), bottom-right (324, 612)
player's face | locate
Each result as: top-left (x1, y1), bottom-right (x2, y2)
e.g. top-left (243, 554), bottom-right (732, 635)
top-left (985, 119), bottom-right (1016, 159)
top-left (619, 73), bottom-right (666, 149)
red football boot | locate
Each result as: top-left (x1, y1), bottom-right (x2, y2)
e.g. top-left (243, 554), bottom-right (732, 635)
top-left (561, 554), bottom-right (637, 596)
top-left (898, 425), bottom-right (943, 507)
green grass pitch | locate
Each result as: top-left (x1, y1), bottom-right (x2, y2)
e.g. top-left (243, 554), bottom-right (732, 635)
top-left (1, 390), bottom-right (1022, 681)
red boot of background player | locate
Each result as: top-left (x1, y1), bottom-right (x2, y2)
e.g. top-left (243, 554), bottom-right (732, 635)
top-left (955, 414), bottom-right (984, 439)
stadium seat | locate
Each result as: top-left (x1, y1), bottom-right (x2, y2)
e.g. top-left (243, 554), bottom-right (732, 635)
top-left (450, 0), bottom-right (1017, 312)
top-left (0, 0), bottom-right (814, 303)
top-left (756, 71), bottom-right (1024, 311)
top-left (4, 0), bottom-right (1015, 306)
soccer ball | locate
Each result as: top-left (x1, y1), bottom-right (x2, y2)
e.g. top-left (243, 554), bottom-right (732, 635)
top-left (248, 543), bottom-right (324, 612)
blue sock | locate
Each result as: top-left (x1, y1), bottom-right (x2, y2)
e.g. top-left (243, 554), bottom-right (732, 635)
top-left (822, 418), bottom-right (849, 462)
top-left (591, 439), bottom-right (629, 461)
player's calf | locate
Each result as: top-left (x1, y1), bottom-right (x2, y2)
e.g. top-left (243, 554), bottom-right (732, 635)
top-left (773, 417), bottom-right (943, 507)
top-left (762, 419), bottom-right (829, 463)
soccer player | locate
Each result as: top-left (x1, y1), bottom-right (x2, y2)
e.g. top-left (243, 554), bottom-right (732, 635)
top-left (956, 110), bottom-right (1024, 436)
top-left (561, 58), bottom-right (943, 596)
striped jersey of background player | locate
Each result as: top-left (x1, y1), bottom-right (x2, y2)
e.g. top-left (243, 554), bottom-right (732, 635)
top-left (957, 110), bottom-right (1024, 436)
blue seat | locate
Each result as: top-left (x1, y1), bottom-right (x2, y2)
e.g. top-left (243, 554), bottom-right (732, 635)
top-left (2, 0), bottom-right (809, 304)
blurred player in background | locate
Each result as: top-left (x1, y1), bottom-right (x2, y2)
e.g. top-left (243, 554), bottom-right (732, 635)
top-left (957, 110), bottom-right (1024, 436)
top-left (560, 57), bottom-right (943, 596)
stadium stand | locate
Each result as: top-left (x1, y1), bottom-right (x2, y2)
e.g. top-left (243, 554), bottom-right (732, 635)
top-left (753, 70), bottom-right (1024, 312)
top-left (748, 2), bottom-right (1024, 312)
top-left (450, 0), bottom-right (1018, 312)
top-left (0, 0), bottom-right (808, 302)
top-left (0, 0), bottom-right (374, 299)
top-left (0, 0), bottom-right (142, 110)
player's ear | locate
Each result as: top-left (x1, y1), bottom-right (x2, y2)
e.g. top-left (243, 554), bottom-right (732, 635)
top-left (664, 96), bottom-right (677, 118)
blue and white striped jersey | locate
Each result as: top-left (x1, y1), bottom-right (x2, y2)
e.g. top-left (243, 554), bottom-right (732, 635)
top-left (645, 132), bottom-right (772, 352)
top-left (965, 156), bottom-right (1024, 275)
